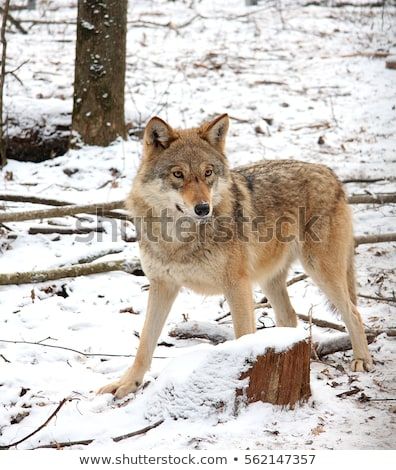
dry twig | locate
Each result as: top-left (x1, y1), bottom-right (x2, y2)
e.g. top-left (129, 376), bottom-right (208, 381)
top-left (0, 338), bottom-right (168, 359)
top-left (0, 398), bottom-right (70, 449)
top-left (0, 5), bottom-right (28, 34)
top-left (33, 419), bottom-right (164, 449)
top-left (358, 293), bottom-right (396, 304)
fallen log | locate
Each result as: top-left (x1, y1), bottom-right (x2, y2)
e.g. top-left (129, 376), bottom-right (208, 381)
top-left (168, 320), bottom-right (395, 356)
top-left (0, 230), bottom-right (393, 285)
top-left (0, 194), bottom-right (133, 222)
top-left (348, 193), bottom-right (396, 204)
top-left (28, 225), bottom-right (105, 235)
top-left (169, 320), bottom-right (234, 344)
top-left (0, 192), bottom-right (395, 223)
top-left (0, 258), bottom-right (143, 286)
top-left (0, 200), bottom-right (125, 223)
top-left (354, 233), bottom-right (396, 246)
top-left (314, 334), bottom-right (377, 358)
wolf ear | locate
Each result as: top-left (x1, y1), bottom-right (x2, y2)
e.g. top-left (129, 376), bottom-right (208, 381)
top-left (144, 116), bottom-right (175, 154)
top-left (199, 114), bottom-right (229, 154)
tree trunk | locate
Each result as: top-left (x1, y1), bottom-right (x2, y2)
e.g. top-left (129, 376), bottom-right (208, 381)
top-left (237, 340), bottom-right (311, 408)
top-left (71, 0), bottom-right (127, 146)
top-left (0, 0), bottom-right (10, 169)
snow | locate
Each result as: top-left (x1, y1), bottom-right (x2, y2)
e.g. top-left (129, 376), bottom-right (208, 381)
top-left (0, 0), bottom-right (395, 451)
top-left (142, 328), bottom-right (308, 422)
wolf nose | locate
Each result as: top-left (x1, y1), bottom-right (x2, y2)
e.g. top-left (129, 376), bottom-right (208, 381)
top-left (194, 203), bottom-right (210, 217)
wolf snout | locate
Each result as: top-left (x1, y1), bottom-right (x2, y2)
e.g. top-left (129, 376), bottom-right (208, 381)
top-left (194, 202), bottom-right (210, 217)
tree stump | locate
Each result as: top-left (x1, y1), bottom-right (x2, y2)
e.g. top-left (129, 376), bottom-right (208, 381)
top-left (385, 55), bottom-right (396, 70)
top-left (237, 339), bottom-right (311, 408)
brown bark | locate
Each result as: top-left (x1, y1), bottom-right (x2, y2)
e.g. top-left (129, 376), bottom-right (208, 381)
top-left (5, 127), bottom-right (70, 163)
top-left (385, 56), bottom-right (396, 70)
top-left (348, 193), bottom-right (396, 204)
top-left (0, 0), bottom-right (10, 169)
top-left (0, 200), bottom-right (125, 223)
top-left (71, 0), bottom-right (127, 146)
top-left (314, 334), bottom-right (377, 358)
top-left (237, 340), bottom-right (311, 408)
top-left (0, 258), bottom-right (142, 286)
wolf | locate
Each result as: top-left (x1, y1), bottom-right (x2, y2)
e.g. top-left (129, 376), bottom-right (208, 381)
top-left (98, 114), bottom-right (372, 398)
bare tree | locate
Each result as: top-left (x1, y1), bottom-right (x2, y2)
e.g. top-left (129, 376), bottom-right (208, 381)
top-left (71, 0), bottom-right (127, 147)
top-left (0, 0), bottom-right (10, 169)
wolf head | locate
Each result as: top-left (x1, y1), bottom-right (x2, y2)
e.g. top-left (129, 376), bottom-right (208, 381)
top-left (135, 114), bottom-right (231, 219)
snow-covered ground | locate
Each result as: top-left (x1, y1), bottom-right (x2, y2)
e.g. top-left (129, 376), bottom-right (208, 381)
top-left (0, 0), bottom-right (395, 451)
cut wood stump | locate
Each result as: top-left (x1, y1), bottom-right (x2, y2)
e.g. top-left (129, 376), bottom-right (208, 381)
top-left (385, 55), bottom-right (396, 70)
top-left (237, 339), bottom-right (311, 408)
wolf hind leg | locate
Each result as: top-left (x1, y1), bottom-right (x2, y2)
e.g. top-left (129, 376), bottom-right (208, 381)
top-left (300, 239), bottom-right (372, 372)
top-left (260, 269), bottom-right (297, 327)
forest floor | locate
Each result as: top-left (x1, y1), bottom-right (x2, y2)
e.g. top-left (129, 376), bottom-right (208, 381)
top-left (0, 0), bottom-right (395, 451)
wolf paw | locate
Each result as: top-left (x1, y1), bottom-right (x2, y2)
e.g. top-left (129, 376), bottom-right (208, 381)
top-left (351, 357), bottom-right (373, 372)
top-left (97, 379), bottom-right (142, 399)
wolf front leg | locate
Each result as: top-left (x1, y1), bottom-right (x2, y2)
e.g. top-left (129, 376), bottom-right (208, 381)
top-left (224, 277), bottom-right (256, 338)
top-left (98, 280), bottom-right (179, 398)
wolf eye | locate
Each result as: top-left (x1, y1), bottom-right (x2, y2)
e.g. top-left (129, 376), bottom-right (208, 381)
top-left (205, 169), bottom-right (213, 177)
top-left (173, 170), bottom-right (183, 179)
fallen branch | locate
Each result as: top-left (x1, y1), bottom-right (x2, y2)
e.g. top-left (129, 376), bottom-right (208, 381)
top-left (0, 5), bottom-right (28, 34)
top-left (348, 193), bottom-right (396, 204)
top-left (0, 398), bottom-right (69, 450)
top-left (354, 233), bottom-right (396, 246)
top-left (290, 120), bottom-right (331, 131)
top-left (0, 338), bottom-right (168, 359)
top-left (287, 273), bottom-right (308, 286)
top-left (0, 230), bottom-right (393, 286)
top-left (112, 419), bottom-right (164, 443)
top-left (297, 315), bottom-right (395, 338)
top-left (342, 177), bottom-right (391, 184)
top-left (305, 1), bottom-right (386, 9)
top-left (0, 353), bottom-right (10, 363)
top-left (67, 247), bottom-right (124, 265)
top-left (167, 322), bottom-right (395, 361)
top-left (169, 320), bottom-right (233, 344)
top-left (1, 191), bottom-right (395, 224)
top-left (358, 293), bottom-right (396, 304)
top-left (28, 225), bottom-right (105, 235)
top-left (0, 194), bottom-right (76, 205)
top-left (297, 313), bottom-right (346, 332)
top-left (0, 200), bottom-right (125, 223)
top-left (33, 419), bottom-right (164, 449)
top-left (314, 334), bottom-right (377, 358)
top-left (0, 258), bottom-right (142, 285)
top-left (0, 196), bottom-right (132, 222)
top-left (20, 14), bottom-right (200, 30)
